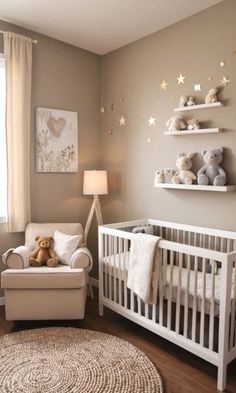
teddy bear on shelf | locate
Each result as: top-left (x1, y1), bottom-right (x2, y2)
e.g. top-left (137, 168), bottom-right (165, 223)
top-left (29, 236), bottom-right (59, 267)
top-left (187, 118), bottom-right (200, 130)
top-left (154, 169), bottom-right (165, 185)
top-left (186, 96), bottom-right (195, 106)
top-left (197, 148), bottom-right (227, 186)
top-left (179, 95), bottom-right (188, 108)
top-left (166, 116), bottom-right (186, 131)
top-left (205, 88), bottom-right (218, 104)
top-left (164, 168), bottom-right (176, 183)
top-left (172, 152), bottom-right (196, 185)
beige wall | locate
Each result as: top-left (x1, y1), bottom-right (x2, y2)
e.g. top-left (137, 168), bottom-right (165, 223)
top-left (0, 20), bottom-right (101, 284)
top-left (100, 0), bottom-right (236, 231)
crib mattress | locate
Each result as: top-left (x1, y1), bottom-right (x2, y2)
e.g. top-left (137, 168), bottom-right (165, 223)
top-left (103, 252), bottom-right (235, 316)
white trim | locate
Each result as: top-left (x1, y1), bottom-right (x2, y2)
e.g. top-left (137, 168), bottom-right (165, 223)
top-left (174, 102), bottom-right (223, 112)
top-left (164, 128), bottom-right (221, 136)
top-left (89, 277), bottom-right (99, 288)
top-left (0, 297), bottom-right (5, 306)
top-left (154, 184), bottom-right (236, 192)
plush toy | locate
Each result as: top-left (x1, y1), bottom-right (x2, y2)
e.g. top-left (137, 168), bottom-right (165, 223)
top-left (186, 96), bottom-right (195, 106)
top-left (164, 168), bottom-right (176, 183)
top-left (179, 95), bottom-right (188, 107)
top-left (29, 236), bottom-right (59, 267)
top-left (197, 148), bottom-right (227, 186)
top-left (154, 170), bottom-right (165, 185)
top-left (132, 225), bottom-right (154, 235)
top-left (172, 152), bottom-right (196, 185)
top-left (166, 116), bottom-right (186, 131)
top-left (187, 118), bottom-right (200, 130)
top-left (205, 88), bottom-right (218, 104)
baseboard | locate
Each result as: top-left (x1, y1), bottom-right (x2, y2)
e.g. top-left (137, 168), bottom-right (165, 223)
top-left (0, 296), bottom-right (5, 306)
top-left (89, 277), bottom-right (99, 288)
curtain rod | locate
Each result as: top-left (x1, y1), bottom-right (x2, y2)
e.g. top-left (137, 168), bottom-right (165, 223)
top-left (0, 30), bottom-right (38, 44)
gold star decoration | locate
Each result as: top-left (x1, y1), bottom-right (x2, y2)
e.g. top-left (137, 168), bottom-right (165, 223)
top-left (177, 73), bottom-right (186, 85)
top-left (148, 116), bottom-right (156, 126)
top-left (220, 61), bottom-right (225, 68)
top-left (160, 80), bottom-right (168, 90)
top-left (208, 74), bottom-right (213, 81)
top-left (194, 83), bottom-right (201, 92)
top-left (220, 76), bottom-right (230, 87)
top-left (119, 115), bottom-right (126, 126)
top-left (100, 106), bottom-right (106, 113)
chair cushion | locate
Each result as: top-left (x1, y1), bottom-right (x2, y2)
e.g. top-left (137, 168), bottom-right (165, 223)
top-left (54, 230), bottom-right (82, 265)
top-left (25, 223), bottom-right (84, 248)
top-left (1, 265), bottom-right (86, 289)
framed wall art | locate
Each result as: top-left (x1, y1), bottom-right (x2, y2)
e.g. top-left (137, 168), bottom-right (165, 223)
top-left (36, 107), bottom-right (78, 172)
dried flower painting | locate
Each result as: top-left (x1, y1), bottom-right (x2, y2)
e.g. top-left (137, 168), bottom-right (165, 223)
top-left (36, 107), bottom-right (78, 172)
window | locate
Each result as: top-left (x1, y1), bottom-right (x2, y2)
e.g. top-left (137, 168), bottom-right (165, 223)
top-left (0, 55), bottom-right (7, 221)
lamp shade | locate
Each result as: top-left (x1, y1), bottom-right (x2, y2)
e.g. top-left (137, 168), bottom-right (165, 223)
top-left (83, 170), bottom-right (108, 195)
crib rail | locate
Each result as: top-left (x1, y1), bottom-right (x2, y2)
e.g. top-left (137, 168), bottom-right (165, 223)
top-left (99, 225), bottom-right (236, 360)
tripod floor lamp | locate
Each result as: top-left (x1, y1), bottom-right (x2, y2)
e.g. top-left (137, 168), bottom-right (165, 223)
top-left (83, 170), bottom-right (108, 243)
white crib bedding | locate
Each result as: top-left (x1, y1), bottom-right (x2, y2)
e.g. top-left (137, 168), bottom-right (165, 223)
top-left (103, 252), bottom-right (235, 316)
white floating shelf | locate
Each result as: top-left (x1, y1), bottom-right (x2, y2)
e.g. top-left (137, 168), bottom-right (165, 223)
top-left (164, 128), bottom-right (221, 136)
top-left (155, 184), bottom-right (236, 192)
top-left (174, 102), bottom-right (223, 112)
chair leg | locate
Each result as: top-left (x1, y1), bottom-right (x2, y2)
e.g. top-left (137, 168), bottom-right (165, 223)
top-left (88, 284), bottom-right (94, 299)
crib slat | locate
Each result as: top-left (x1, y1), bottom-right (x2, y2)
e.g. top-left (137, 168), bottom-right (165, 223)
top-left (209, 260), bottom-right (216, 350)
top-left (230, 261), bottom-right (236, 349)
top-left (159, 249), bottom-right (164, 326)
top-left (192, 256), bottom-right (198, 342)
top-left (138, 296), bottom-right (141, 315)
top-left (200, 258), bottom-right (206, 347)
top-left (167, 250), bottom-right (174, 330)
top-left (175, 252), bottom-right (183, 335)
top-left (124, 238), bottom-right (128, 308)
top-left (184, 254), bottom-right (191, 338)
top-left (113, 236), bottom-right (117, 303)
top-left (104, 234), bottom-right (108, 298)
top-left (108, 236), bottom-right (112, 300)
top-left (118, 237), bottom-right (122, 305)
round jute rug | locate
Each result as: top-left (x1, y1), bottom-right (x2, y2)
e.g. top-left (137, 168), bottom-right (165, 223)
top-left (0, 327), bottom-right (163, 393)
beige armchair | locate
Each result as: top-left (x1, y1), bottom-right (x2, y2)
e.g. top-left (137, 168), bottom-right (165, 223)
top-left (1, 223), bottom-right (93, 321)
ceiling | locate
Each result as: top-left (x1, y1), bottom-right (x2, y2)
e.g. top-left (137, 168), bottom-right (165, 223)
top-left (0, 0), bottom-right (222, 55)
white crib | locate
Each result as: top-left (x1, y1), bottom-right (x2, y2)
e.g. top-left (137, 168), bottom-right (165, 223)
top-left (98, 219), bottom-right (236, 391)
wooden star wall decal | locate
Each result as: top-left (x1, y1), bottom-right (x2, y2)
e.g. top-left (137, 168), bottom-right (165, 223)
top-left (160, 80), bottom-right (168, 90)
top-left (177, 73), bottom-right (186, 85)
top-left (194, 83), bottom-right (201, 91)
top-left (119, 115), bottom-right (126, 126)
top-left (220, 76), bottom-right (230, 87)
top-left (148, 117), bottom-right (156, 126)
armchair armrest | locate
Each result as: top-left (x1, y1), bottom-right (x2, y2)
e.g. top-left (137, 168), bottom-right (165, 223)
top-left (2, 246), bottom-right (31, 269)
top-left (70, 247), bottom-right (93, 272)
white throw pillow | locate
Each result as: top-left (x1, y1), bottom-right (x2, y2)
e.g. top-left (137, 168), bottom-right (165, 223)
top-left (54, 230), bottom-right (82, 265)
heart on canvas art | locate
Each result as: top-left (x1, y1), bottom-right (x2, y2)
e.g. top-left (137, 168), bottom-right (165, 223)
top-left (47, 116), bottom-right (66, 137)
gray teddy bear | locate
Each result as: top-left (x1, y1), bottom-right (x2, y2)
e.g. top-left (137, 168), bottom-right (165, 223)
top-left (197, 148), bottom-right (227, 186)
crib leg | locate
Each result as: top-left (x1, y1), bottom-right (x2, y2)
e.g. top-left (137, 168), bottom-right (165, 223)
top-left (217, 363), bottom-right (227, 392)
top-left (99, 302), bottom-right (104, 316)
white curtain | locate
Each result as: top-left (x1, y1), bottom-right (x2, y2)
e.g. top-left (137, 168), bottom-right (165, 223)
top-left (4, 32), bottom-right (32, 232)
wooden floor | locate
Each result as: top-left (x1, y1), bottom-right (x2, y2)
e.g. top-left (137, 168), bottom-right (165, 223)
top-left (0, 293), bottom-right (236, 393)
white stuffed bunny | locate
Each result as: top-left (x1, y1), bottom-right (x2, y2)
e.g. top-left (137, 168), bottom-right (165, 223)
top-left (172, 152), bottom-right (196, 185)
top-left (154, 170), bottom-right (165, 185)
top-left (166, 116), bottom-right (186, 131)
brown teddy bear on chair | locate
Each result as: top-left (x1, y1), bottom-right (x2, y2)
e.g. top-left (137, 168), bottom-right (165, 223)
top-left (29, 236), bottom-right (59, 267)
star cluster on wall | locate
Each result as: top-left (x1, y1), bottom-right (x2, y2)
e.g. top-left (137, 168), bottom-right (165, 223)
top-left (100, 51), bottom-right (233, 137)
